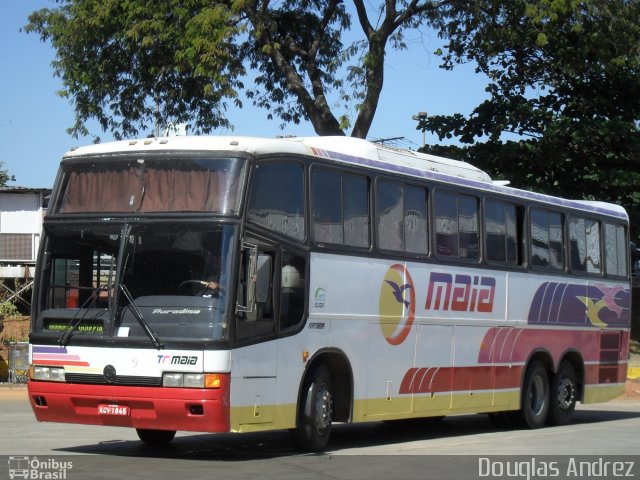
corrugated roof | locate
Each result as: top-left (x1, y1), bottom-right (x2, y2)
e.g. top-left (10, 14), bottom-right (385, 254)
top-left (0, 186), bottom-right (51, 193)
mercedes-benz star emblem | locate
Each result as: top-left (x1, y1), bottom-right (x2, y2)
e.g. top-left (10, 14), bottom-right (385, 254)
top-left (103, 365), bottom-right (117, 384)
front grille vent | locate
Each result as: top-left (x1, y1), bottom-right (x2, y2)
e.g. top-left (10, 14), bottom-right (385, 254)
top-left (65, 373), bottom-right (162, 387)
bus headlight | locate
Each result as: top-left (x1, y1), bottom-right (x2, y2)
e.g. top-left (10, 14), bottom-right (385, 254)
top-left (31, 366), bottom-right (66, 382)
top-left (183, 373), bottom-right (204, 388)
top-left (162, 372), bottom-right (222, 389)
top-left (162, 373), bottom-right (184, 388)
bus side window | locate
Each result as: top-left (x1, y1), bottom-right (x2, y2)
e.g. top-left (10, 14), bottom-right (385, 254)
top-left (280, 251), bottom-right (307, 331)
top-left (247, 162), bottom-right (305, 241)
top-left (311, 167), bottom-right (370, 248)
top-left (434, 190), bottom-right (479, 261)
top-left (604, 223), bottom-right (627, 278)
top-left (376, 180), bottom-right (428, 255)
top-left (569, 216), bottom-right (601, 274)
top-left (485, 199), bottom-right (522, 266)
top-left (530, 208), bottom-right (565, 271)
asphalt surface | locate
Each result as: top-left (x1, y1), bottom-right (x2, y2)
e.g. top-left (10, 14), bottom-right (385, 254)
top-left (1, 384), bottom-right (639, 480)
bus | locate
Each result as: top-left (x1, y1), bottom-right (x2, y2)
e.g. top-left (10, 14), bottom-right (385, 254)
top-left (27, 135), bottom-right (631, 451)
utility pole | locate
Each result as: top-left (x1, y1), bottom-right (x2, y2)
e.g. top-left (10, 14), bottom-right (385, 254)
top-left (411, 111), bottom-right (428, 147)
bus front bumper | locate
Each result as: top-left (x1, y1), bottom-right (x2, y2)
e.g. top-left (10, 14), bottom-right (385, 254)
top-left (27, 379), bottom-right (230, 433)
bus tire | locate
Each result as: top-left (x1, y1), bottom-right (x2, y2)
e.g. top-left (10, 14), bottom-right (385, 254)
top-left (295, 365), bottom-right (333, 452)
top-left (547, 360), bottom-right (577, 426)
top-left (518, 360), bottom-right (549, 429)
top-left (136, 428), bottom-right (176, 446)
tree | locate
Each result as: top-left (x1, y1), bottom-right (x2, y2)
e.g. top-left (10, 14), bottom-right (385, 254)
top-left (0, 163), bottom-right (15, 187)
top-left (25, 0), bottom-right (446, 140)
top-left (420, 0), bottom-right (640, 239)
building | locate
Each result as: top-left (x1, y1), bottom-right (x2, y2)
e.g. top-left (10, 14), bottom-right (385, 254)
top-left (0, 187), bottom-right (50, 311)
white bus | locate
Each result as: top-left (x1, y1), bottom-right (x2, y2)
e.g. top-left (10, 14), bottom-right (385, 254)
top-left (28, 136), bottom-right (631, 451)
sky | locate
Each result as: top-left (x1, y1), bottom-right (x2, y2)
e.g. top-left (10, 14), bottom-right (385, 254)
top-left (0, 1), bottom-right (488, 189)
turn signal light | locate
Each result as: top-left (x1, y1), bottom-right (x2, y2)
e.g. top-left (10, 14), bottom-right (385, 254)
top-left (205, 373), bottom-right (222, 389)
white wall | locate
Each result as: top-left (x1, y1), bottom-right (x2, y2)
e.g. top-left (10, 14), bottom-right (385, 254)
top-left (0, 193), bottom-right (43, 234)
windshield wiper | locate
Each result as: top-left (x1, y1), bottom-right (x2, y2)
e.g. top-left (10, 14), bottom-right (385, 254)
top-left (58, 286), bottom-right (109, 346)
top-left (119, 284), bottom-right (164, 350)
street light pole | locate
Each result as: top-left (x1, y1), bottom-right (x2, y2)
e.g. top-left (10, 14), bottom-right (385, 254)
top-left (411, 111), bottom-right (428, 147)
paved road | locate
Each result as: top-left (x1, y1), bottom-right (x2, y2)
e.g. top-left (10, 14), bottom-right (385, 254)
top-left (1, 385), bottom-right (639, 480)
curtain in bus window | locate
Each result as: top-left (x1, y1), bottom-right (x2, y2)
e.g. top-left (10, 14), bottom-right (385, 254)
top-left (60, 165), bottom-right (144, 213)
top-left (604, 224), bottom-right (618, 276)
top-left (343, 174), bottom-right (369, 248)
top-left (605, 223), bottom-right (627, 277)
top-left (548, 211), bottom-right (564, 270)
top-left (141, 165), bottom-right (236, 212)
top-left (377, 181), bottom-right (404, 251)
top-left (585, 219), bottom-right (601, 273)
top-left (312, 169), bottom-right (343, 244)
top-left (505, 204), bottom-right (518, 264)
top-left (435, 191), bottom-right (458, 257)
top-left (531, 209), bottom-right (551, 268)
top-left (458, 195), bottom-right (479, 260)
top-left (569, 217), bottom-right (600, 273)
top-left (59, 159), bottom-right (243, 214)
top-left (404, 185), bottom-right (428, 255)
top-left (485, 199), bottom-right (507, 263)
top-left (569, 217), bottom-right (586, 271)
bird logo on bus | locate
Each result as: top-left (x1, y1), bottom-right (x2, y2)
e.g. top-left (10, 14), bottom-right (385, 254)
top-left (528, 282), bottom-right (630, 328)
top-left (379, 264), bottom-right (416, 345)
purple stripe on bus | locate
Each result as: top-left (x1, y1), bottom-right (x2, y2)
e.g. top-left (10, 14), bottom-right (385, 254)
top-left (316, 148), bottom-right (628, 220)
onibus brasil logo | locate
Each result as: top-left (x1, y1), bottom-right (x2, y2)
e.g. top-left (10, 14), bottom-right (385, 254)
top-left (8, 456), bottom-right (73, 479)
top-left (379, 264), bottom-right (416, 345)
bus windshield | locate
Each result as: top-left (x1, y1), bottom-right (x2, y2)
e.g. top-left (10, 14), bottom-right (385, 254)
top-left (34, 222), bottom-right (236, 343)
top-left (56, 155), bottom-right (246, 214)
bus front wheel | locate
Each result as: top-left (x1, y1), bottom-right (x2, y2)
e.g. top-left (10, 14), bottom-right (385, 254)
top-left (295, 365), bottom-right (334, 452)
top-left (518, 360), bottom-right (550, 429)
top-left (547, 360), bottom-right (577, 426)
top-left (136, 428), bottom-right (176, 446)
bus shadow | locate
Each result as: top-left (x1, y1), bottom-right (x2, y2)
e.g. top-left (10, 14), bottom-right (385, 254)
top-left (54, 407), bottom-right (640, 460)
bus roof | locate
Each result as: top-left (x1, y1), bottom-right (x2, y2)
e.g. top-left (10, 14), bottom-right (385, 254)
top-left (63, 135), bottom-right (628, 221)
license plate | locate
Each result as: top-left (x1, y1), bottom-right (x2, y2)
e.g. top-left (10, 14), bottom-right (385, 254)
top-left (98, 404), bottom-right (130, 416)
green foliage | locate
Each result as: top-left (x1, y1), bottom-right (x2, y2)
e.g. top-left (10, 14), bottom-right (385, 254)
top-left (424, 0), bottom-right (640, 240)
top-left (0, 162), bottom-right (15, 187)
top-left (25, 0), bottom-right (442, 139)
top-left (25, 0), bottom-right (243, 140)
top-left (0, 301), bottom-right (19, 318)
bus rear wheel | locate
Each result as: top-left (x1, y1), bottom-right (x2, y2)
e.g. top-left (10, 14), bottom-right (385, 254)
top-left (517, 360), bottom-right (549, 429)
top-left (136, 428), bottom-right (176, 446)
top-left (294, 365), bottom-right (333, 452)
top-left (547, 360), bottom-right (577, 426)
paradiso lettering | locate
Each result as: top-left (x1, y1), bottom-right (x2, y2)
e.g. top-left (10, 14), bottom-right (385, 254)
top-left (425, 272), bottom-right (496, 312)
